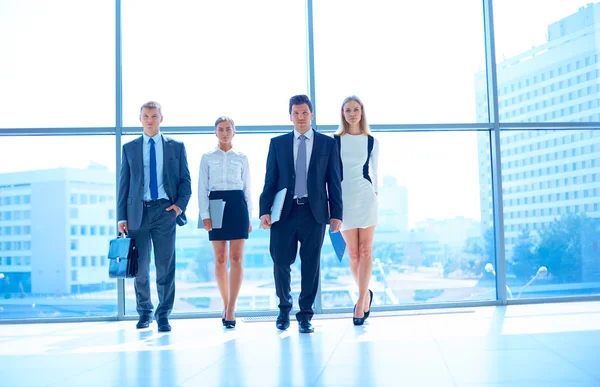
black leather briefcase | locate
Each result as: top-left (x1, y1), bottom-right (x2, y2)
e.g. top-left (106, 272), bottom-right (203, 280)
top-left (108, 236), bottom-right (139, 278)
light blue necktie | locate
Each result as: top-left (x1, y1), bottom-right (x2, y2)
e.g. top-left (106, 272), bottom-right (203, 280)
top-left (149, 138), bottom-right (158, 200)
top-left (294, 134), bottom-right (307, 198)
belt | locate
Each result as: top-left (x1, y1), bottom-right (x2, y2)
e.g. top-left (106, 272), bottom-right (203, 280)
top-left (294, 197), bottom-right (308, 205)
top-left (143, 198), bottom-right (170, 207)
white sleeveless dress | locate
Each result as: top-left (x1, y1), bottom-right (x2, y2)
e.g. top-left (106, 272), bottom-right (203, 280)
top-left (339, 134), bottom-right (379, 231)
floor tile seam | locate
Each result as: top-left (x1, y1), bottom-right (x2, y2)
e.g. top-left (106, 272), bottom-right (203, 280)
top-left (433, 338), bottom-right (459, 387)
top-left (309, 323), bottom-right (352, 387)
top-left (529, 334), bottom-right (600, 382)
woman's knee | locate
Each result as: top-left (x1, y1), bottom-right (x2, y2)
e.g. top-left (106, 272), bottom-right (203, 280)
top-left (358, 244), bottom-right (373, 260)
top-left (230, 255), bottom-right (243, 266)
top-left (215, 254), bottom-right (228, 266)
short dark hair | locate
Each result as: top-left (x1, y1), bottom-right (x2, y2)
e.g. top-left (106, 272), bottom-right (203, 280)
top-left (289, 94), bottom-right (313, 114)
top-left (140, 101), bottom-right (162, 115)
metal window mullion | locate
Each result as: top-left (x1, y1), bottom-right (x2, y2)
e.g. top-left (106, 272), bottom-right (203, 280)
top-left (483, 0), bottom-right (507, 304)
top-left (115, 0), bottom-right (125, 320)
top-left (305, 0), bottom-right (323, 314)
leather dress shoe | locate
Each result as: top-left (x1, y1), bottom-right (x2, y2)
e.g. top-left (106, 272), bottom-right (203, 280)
top-left (298, 320), bottom-right (314, 333)
top-left (157, 318), bottom-right (171, 332)
top-left (276, 312), bottom-right (290, 330)
top-left (136, 316), bottom-right (152, 329)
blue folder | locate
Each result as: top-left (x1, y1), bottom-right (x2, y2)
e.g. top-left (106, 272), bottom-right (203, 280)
top-left (329, 227), bottom-right (346, 262)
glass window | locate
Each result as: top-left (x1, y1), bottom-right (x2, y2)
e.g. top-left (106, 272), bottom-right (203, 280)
top-left (494, 1), bottom-right (600, 123)
top-left (0, 1), bottom-right (114, 128)
top-left (314, 0), bottom-right (486, 124)
top-left (125, 131), bottom-right (497, 316)
top-left (500, 130), bottom-right (600, 299)
top-left (122, 1), bottom-right (306, 126)
top-left (0, 136), bottom-right (116, 319)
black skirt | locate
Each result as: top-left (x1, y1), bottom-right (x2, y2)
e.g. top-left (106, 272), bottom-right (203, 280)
top-left (208, 190), bottom-right (249, 241)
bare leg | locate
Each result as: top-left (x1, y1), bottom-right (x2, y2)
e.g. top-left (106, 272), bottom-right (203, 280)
top-left (212, 241), bottom-right (229, 318)
top-left (226, 239), bottom-right (245, 321)
top-left (357, 226), bottom-right (375, 313)
top-left (342, 229), bottom-right (360, 284)
top-left (342, 229), bottom-right (366, 318)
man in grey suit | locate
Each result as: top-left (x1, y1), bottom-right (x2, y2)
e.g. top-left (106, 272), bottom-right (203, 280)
top-left (117, 101), bottom-right (192, 332)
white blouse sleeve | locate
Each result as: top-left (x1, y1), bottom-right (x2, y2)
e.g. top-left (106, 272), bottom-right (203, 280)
top-left (370, 137), bottom-right (379, 193)
top-left (242, 154), bottom-right (253, 219)
top-left (198, 154), bottom-right (211, 220)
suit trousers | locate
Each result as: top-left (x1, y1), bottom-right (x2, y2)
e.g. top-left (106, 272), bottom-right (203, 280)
top-left (129, 201), bottom-right (177, 319)
top-left (270, 201), bottom-right (326, 322)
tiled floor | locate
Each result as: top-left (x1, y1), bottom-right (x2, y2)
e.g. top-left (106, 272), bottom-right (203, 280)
top-left (1, 301), bottom-right (599, 387)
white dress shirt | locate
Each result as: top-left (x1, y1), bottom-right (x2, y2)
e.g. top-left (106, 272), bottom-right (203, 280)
top-left (142, 132), bottom-right (169, 201)
top-left (198, 146), bottom-right (252, 220)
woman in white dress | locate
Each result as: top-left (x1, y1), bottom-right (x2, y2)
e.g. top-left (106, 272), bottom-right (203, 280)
top-left (198, 117), bottom-right (253, 328)
top-left (334, 96), bottom-right (379, 326)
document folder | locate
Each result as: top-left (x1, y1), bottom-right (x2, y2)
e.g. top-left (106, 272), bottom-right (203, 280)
top-left (209, 199), bottom-right (226, 229)
top-left (270, 188), bottom-right (287, 224)
top-left (329, 227), bottom-right (346, 262)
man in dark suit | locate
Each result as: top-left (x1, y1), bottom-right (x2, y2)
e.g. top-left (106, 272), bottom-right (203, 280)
top-left (259, 94), bottom-right (342, 333)
top-left (117, 101), bottom-right (192, 332)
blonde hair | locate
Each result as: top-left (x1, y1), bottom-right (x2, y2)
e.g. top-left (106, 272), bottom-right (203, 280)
top-left (335, 95), bottom-right (371, 136)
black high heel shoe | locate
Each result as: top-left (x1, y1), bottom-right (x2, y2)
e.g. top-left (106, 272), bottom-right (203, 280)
top-left (352, 304), bottom-right (365, 326)
top-left (224, 310), bottom-right (236, 329)
top-left (364, 289), bottom-right (374, 320)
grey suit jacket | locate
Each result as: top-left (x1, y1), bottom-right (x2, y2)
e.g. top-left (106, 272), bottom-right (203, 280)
top-left (117, 135), bottom-right (192, 230)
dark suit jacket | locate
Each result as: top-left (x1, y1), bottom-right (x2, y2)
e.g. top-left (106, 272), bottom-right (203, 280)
top-left (117, 135), bottom-right (192, 230)
top-left (259, 130), bottom-right (342, 224)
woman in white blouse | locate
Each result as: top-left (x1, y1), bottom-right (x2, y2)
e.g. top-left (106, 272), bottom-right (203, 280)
top-left (198, 117), bottom-right (252, 329)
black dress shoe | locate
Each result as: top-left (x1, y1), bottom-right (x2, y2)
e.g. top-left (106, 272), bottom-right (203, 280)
top-left (298, 320), bottom-right (314, 333)
top-left (224, 320), bottom-right (236, 329)
top-left (276, 312), bottom-right (290, 330)
top-left (364, 289), bottom-right (374, 320)
top-left (157, 318), bottom-right (171, 332)
top-left (136, 316), bottom-right (152, 329)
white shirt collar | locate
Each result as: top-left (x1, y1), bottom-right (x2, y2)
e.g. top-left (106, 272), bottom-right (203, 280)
top-left (294, 128), bottom-right (314, 140)
top-left (213, 145), bottom-right (236, 154)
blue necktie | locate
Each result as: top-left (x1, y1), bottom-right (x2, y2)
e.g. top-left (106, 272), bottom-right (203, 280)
top-left (149, 138), bottom-right (158, 200)
top-left (295, 135), bottom-right (307, 198)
